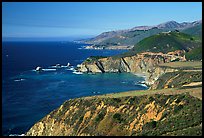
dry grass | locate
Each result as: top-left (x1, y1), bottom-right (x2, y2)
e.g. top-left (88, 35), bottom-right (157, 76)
top-left (158, 61), bottom-right (202, 69)
top-left (83, 87), bottom-right (202, 100)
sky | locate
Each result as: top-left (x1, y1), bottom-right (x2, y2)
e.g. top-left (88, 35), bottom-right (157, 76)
top-left (2, 2), bottom-right (202, 41)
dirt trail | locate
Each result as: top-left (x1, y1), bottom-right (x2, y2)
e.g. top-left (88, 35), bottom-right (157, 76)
top-left (182, 82), bottom-right (202, 87)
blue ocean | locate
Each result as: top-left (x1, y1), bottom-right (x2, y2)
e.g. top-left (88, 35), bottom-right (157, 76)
top-left (2, 41), bottom-right (148, 136)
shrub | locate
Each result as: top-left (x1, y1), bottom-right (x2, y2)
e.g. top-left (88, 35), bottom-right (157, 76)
top-left (113, 113), bottom-right (123, 123)
top-left (95, 110), bottom-right (105, 122)
top-left (174, 105), bottom-right (183, 113)
top-left (147, 120), bottom-right (157, 129)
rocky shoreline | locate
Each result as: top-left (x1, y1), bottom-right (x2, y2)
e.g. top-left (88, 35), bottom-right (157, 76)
top-left (84, 45), bottom-right (134, 50)
top-left (76, 50), bottom-right (186, 87)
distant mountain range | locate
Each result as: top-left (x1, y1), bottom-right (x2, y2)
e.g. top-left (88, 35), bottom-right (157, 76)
top-left (79, 20), bottom-right (202, 48)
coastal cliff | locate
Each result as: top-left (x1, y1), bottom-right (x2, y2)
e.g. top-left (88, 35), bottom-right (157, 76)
top-left (26, 88), bottom-right (202, 136)
top-left (77, 50), bottom-right (186, 85)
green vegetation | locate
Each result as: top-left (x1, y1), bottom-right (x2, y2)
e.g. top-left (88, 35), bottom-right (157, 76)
top-left (112, 31), bottom-right (202, 59)
top-left (95, 110), bottom-right (106, 122)
top-left (163, 125), bottom-right (202, 136)
top-left (154, 71), bottom-right (202, 89)
top-left (112, 113), bottom-right (123, 123)
top-left (137, 93), bottom-right (202, 136)
top-left (158, 61), bottom-right (202, 69)
top-left (143, 120), bottom-right (157, 129)
top-left (84, 56), bottom-right (107, 63)
top-left (185, 46), bottom-right (202, 60)
top-left (132, 31), bottom-right (201, 54)
top-left (181, 24), bottom-right (202, 37)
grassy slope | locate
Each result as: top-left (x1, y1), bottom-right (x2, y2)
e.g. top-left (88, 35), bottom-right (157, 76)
top-left (151, 61), bottom-right (202, 89)
top-left (112, 31), bottom-right (202, 60)
top-left (84, 87), bottom-right (202, 100)
top-left (158, 61), bottom-right (202, 70)
top-left (185, 46), bottom-right (202, 60)
top-left (132, 31), bottom-right (201, 53)
top-left (181, 24), bottom-right (202, 37)
top-left (153, 71), bottom-right (202, 89)
top-left (158, 61), bottom-right (202, 68)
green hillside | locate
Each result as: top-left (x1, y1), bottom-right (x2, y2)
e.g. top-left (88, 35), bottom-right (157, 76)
top-left (133, 31), bottom-right (201, 53)
top-left (181, 24), bottom-right (202, 37)
top-left (114, 31), bottom-right (202, 59)
top-left (185, 46), bottom-right (202, 60)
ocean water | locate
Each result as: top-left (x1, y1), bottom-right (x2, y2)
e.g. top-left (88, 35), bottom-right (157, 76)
top-left (2, 41), bottom-right (148, 136)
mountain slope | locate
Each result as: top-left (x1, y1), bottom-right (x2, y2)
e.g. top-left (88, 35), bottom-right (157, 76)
top-left (80, 20), bottom-right (202, 48)
top-left (84, 30), bottom-right (129, 44)
top-left (95, 27), bottom-right (168, 47)
top-left (157, 21), bottom-right (183, 29)
top-left (181, 24), bottom-right (202, 37)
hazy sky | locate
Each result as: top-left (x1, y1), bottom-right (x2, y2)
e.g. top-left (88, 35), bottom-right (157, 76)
top-left (2, 2), bottom-right (202, 40)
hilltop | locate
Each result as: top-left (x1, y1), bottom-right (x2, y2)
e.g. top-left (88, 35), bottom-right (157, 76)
top-left (133, 31), bottom-right (201, 53)
top-left (112, 31), bottom-right (202, 61)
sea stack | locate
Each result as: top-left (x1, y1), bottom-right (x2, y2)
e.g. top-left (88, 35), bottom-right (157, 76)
top-left (35, 66), bottom-right (42, 72)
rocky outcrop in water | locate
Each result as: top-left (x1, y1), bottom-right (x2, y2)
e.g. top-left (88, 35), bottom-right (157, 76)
top-left (35, 66), bottom-right (43, 72)
top-left (77, 50), bottom-right (186, 85)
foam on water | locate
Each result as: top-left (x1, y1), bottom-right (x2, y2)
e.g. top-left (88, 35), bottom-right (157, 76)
top-left (72, 71), bottom-right (83, 75)
top-left (133, 73), bottom-right (146, 79)
top-left (67, 67), bottom-right (75, 71)
top-left (14, 79), bottom-right (26, 82)
top-left (42, 69), bottom-right (57, 71)
top-left (134, 83), bottom-right (148, 88)
top-left (9, 134), bottom-right (25, 136)
top-left (138, 83), bottom-right (148, 88)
